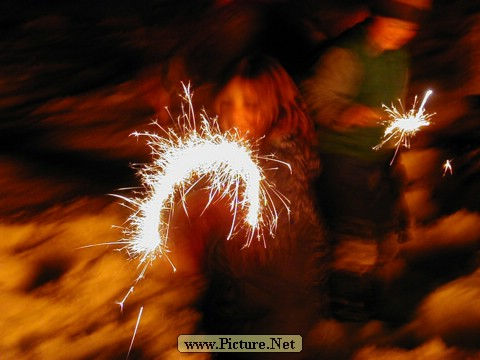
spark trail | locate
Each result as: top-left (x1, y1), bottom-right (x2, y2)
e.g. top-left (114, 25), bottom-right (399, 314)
top-left (126, 306), bottom-right (143, 360)
top-left (107, 84), bottom-right (288, 356)
top-left (118, 84), bottom-right (283, 274)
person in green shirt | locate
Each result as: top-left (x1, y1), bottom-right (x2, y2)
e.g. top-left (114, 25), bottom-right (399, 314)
top-left (301, 0), bottom-right (431, 321)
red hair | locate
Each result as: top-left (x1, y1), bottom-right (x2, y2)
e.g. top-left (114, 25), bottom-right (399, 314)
top-left (213, 54), bottom-right (315, 144)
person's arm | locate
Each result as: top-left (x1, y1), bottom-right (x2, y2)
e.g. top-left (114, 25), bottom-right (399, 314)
top-left (301, 47), bottom-right (381, 130)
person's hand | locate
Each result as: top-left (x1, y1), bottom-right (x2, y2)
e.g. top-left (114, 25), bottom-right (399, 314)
top-left (335, 104), bottom-right (382, 130)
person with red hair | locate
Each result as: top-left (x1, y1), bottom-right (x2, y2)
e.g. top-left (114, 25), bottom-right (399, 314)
top-left (212, 53), bottom-right (314, 143)
top-left (170, 54), bottom-right (327, 359)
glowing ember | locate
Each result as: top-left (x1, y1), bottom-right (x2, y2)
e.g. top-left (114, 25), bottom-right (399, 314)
top-left (118, 83), bottom-right (283, 270)
top-left (374, 90), bottom-right (435, 165)
top-left (443, 159), bottom-right (453, 176)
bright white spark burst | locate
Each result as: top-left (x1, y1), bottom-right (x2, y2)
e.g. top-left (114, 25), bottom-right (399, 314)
top-left (92, 84), bottom-right (287, 357)
top-left (118, 84), bottom-right (284, 273)
top-left (374, 90), bottom-right (435, 165)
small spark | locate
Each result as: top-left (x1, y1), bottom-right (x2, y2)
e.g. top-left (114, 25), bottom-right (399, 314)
top-left (374, 90), bottom-right (435, 165)
top-left (116, 286), bottom-right (134, 313)
top-left (126, 306), bottom-right (144, 360)
top-left (443, 159), bottom-right (453, 176)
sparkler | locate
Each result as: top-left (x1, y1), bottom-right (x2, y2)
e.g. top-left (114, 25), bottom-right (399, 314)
top-left (107, 84), bottom-right (287, 356)
top-left (117, 83), bottom-right (283, 276)
top-left (374, 90), bottom-right (435, 165)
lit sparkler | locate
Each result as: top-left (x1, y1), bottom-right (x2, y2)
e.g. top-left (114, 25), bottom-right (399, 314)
top-left (374, 90), bottom-right (435, 165)
top-left (109, 84), bottom-right (287, 356)
top-left (118, 83), bottom-right (284, 274)
top-left (102, 84), bottom-right (287, 355)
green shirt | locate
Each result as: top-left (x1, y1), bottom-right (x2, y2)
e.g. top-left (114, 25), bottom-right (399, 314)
top-left (301, 21), bottom-right (410, 162)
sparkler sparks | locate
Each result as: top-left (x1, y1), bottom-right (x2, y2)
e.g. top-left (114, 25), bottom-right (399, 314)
top-left (106, 84), bottom-right (287, 355)
top-left (374, 90), bottom-right (435, 165)
top-left (127, 306), bottom-right (143, 360)
top-left (119, 83), bottom-right (283, 271)
top-left (443, 159), bottom-right (453, 176)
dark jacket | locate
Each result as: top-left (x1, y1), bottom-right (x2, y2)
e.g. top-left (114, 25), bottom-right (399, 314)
top-left (195, 135), bottom-right (328, 344)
